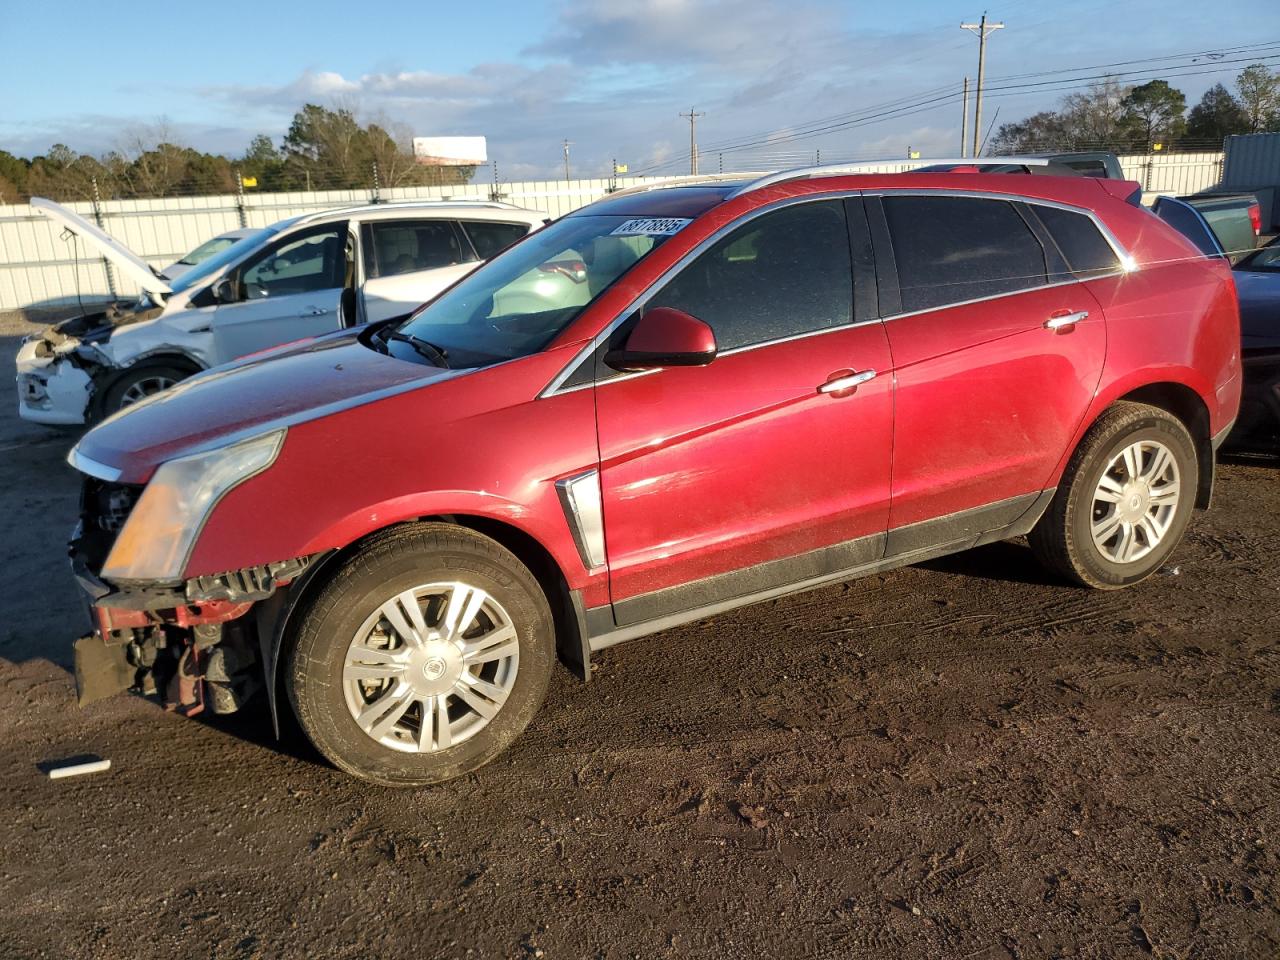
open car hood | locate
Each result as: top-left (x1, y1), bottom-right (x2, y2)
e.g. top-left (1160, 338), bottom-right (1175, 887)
top-left (31, 197), bottom-right (172, 296)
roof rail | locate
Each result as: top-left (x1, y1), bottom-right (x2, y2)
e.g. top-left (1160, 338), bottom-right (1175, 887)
top-left (294, 198), bottom-right (526, 224)
top-left (726, 157), bottom-right (1053, 199)
top-left (602, 173), bottom-right (757, 200)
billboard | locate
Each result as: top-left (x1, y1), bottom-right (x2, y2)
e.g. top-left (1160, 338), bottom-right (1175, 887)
top-left (413, 136), bottom-right (488, 166)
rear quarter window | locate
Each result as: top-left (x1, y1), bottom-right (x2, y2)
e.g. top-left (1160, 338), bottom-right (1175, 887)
top-left (1033, 205), bottom-right (1122, 278)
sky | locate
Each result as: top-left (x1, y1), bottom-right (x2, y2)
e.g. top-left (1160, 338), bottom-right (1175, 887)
top-left (2, 0), bottom-right (1273, 180)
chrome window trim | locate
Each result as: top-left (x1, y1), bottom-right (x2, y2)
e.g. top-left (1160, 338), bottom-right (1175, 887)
top-left (540, 188), bottom-right (1137, 398)
top-left (66, 446), bottom-right (124, 482)
top-left (877, 273), bottom-right (1117, 324)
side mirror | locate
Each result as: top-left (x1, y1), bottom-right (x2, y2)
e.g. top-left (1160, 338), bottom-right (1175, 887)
top-left (211, 276), bottom-right (236, 304)
top-left (604, 307), bottom-right (717, 372)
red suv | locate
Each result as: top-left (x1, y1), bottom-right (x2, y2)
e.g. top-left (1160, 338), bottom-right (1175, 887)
top-left (68, 170), bottom-right (1241, 786)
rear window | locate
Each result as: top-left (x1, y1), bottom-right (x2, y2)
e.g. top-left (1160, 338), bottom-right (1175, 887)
top-left (1034, 205), bottom-right (1121, 278)
top-left (1060, 159), bottom-right (1109, 177)
top-left (461, 221), bottom-right (532, 259)
top-left (882, 196), bottom-right (1047, 313)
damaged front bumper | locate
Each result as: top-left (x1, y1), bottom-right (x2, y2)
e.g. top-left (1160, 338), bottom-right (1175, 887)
top-left (70, 519), bottom-right (312, 717)
top-left (16, 335), bottom-right (95, 425)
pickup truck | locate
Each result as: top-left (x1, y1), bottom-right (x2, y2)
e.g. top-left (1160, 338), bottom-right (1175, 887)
top-left (1045, 153), bottom-right (1262, 256)
top-left (921, 149), bottom-right (1259, 257)
top-left (1154, 194), bottom-right (1263, 260)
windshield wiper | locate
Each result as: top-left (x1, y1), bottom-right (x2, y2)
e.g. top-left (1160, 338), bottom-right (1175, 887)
top-left (383, 330), bottom-right (450, 368)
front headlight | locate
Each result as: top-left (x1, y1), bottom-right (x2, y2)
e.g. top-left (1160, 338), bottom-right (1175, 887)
top-left (101, 430), bottom-right (285, 583)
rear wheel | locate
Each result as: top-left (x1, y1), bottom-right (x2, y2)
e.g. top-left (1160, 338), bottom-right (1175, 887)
top-left (286, 523), bottom-right (555, 787)
top-left (1030, 401), bottom-right (1198, 589)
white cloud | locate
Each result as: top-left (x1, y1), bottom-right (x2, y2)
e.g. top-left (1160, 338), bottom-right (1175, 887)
top-left (8, 0), bottom-right (1253, 179)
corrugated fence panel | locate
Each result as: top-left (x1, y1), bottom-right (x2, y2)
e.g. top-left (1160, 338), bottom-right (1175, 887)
top-left (1117, 151), bottom-right (1224, 196)
top-left (0, 156), bottom-right (1229, 311)
top-left (1222, 133), bottom-right (1280, 189)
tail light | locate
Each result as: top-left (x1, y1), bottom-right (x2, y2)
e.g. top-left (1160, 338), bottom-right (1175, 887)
top-left (1248, 202), bottom-right (1262, 236)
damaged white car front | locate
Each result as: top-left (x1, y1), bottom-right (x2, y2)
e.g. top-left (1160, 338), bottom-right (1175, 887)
top-left (15, 198), bottom-right (273, 426)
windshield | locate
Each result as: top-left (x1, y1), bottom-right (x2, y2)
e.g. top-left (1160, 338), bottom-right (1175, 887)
top-left (169, 227), bottom-right (276, 294)
top-left (177, 235), bottom-right (239, 266)
top-left (391, 214), bottom-right (687, 367)
top-left (1237, 240), bottom-right (1280, 273)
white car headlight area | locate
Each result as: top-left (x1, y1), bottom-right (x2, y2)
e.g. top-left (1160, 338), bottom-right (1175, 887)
top-left (100, 430), bottom-right (286, 583)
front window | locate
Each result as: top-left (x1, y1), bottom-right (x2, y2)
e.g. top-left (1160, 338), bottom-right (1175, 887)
top-left (391, 214), bottom-right (684, 367)
top-left (169, 228), bottom-right (276, 295)
top-left (238, 226), bottom-right (346, 300)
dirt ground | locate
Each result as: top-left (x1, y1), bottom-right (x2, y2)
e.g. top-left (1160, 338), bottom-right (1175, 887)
top-left (1, 309), bottom-right (1277, 960)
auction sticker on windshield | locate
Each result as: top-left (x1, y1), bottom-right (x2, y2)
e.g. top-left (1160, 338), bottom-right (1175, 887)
top-left (610, 218), bottom-right (692, 237)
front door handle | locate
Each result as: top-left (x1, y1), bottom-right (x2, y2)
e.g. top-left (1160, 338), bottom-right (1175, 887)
top-left (818, 369), bottom-right (877, 394)
top-left (299, 306), bottom-right (328, 317)
top-left (1045, 310), bottom-right (1088, 331)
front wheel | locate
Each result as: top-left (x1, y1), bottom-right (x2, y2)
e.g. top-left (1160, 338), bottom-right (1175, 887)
top-left (1030, 401), bottom-right (1198, 589)
top-left (286, 523), bottom-right (555, 786)
top-left (101, 363), bottom-right (191, 416)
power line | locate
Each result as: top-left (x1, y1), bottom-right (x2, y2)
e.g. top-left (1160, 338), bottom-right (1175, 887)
top-left (680, 40), bottom-right (1280, 160)
top-left (632, 46), bottom-right (1280, 173)
top-left (645, 38), bottom-right (1280, 172)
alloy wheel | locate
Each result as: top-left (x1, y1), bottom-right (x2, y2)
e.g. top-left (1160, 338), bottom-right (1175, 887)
top-left (120, 375), bottom-right (177, 406)
top-left (342, 581), bottom-right (520, 753)
top-left (1090, 439), bottom-right (1181, 564)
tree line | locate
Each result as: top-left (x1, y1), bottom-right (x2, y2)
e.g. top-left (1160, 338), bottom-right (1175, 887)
top-left (991, 63), bottom-right (1280, 154)
top-left (0, 104), bottom-right (476, 204)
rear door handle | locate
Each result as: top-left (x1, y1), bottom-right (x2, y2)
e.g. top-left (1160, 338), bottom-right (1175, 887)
top-left (1045, 310), bottom-right (1088, 331)
top-left (818, 369), bottom-right (877, 394)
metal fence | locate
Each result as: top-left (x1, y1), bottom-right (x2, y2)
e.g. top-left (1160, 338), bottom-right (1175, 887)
top-left (0, 152), bottom-right (1228, 313)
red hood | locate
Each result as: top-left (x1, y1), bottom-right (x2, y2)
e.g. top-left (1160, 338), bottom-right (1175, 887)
top-left (74, 331), bottom-right (458, 484)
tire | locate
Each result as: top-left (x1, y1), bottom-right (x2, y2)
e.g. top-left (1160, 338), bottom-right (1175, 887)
top-left (1030, 401), bottom-right (1198, 590)
top-left (285, 523), bottom-right (555, 787)
top-left (101, 362), bottom-right (192, 416)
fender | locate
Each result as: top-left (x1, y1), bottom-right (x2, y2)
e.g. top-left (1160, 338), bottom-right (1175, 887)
top-left (1048, 366), bottom-right (1217, 504)
top-left (120, 347), bottom-right (209, 372)
top-left (88, 350), bottom-right (209, 420)
top-left (292, 489), bottom-right (598, 597)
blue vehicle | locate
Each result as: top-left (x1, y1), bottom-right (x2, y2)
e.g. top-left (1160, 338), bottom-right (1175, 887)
top-left (1233, 238), bottom-right (1280, 446)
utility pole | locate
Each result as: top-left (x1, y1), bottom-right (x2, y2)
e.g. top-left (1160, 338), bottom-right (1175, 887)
top-left (680, 107), bottom-right (705, 175)
top-left (960, 76), bottom-right (970, 158)
top-left (562, 139), bottom-right (572, 184)
top-left (961, 14), bottom-right (1003, 158)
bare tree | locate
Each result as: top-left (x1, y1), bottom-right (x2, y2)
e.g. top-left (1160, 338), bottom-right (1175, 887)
top-left (1235, 64), bottom-right (1280, 134)
top-left (1059, 77), bottom-right (1134, 147)
top-left (117, 120), bottom-right (187, 196)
